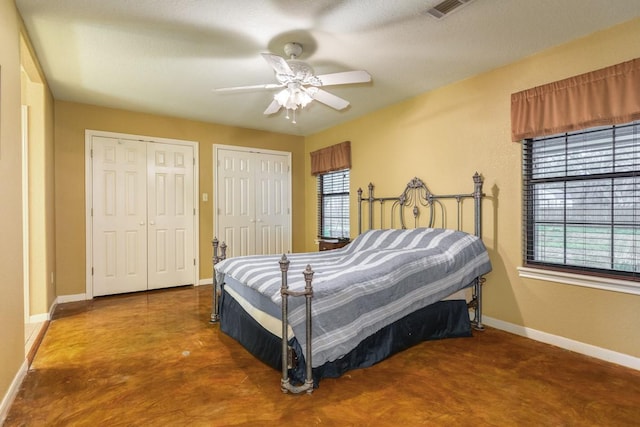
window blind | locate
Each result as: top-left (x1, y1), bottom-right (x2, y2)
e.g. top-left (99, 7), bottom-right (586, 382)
top-left (523, 122), bottom-right (639, 280)
top-left (317, 169), bottom-right (350, 239)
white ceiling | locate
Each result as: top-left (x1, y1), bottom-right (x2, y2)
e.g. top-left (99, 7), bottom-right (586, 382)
top-left (16, 0), bottom-right (640, 137)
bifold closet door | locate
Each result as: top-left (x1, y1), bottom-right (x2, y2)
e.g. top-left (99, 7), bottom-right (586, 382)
top-left (216, 147), bottom-right (291, 258)
top-left (147, 143), bottom-right (195, 290)
top-left (92, 137), bottom-right (148, 296)
top-left (92, 137), bottom-right (195, 296)
top-left (217, 149), bottom-right (256, 257)
top-left (254, 152), bottom-right (290, 255)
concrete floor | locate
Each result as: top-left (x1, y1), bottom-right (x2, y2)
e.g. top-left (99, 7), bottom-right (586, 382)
top-left (5, 284), bottom-right (640, 426)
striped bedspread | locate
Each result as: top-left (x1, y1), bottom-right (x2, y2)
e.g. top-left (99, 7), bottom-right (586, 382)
top-left (215, 228), bottom-right (492, 367)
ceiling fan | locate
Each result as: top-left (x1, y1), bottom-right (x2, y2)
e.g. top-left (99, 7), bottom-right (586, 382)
top-left (215, 42), bottom-right (371, 123)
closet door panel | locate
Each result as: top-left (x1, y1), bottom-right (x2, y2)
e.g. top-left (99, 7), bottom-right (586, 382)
top-left (217, 150), bottom-right (256, 257)
top-left (147, 143), bottom-right (195, 289)
top-left (254, 153), bottom-right (291, 255)
top-left (92, 137), bottom-right (147, 296)
top-left (215, 146), bottom-right (291, 257)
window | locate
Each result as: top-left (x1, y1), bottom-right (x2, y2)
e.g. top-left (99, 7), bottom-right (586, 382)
top-left (318, 169), bottom-right (350, 239)
top-left (522, 122), bottom-right (639, 281)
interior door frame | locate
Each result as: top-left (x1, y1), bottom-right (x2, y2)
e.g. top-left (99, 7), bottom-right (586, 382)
top-left (22, 105), bottom-right (30, 322)
top-left (85, 130), bottom-right (200, 299)
top-left (213, 144), bottom-right (292, 255)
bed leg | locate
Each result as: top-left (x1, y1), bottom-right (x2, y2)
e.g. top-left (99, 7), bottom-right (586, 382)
top-left (210, 237), bottom-right (227, 323)
top-left (471, 276), bottom-right (485, 331)
top-left (280, 255), bottom-right (314, 394)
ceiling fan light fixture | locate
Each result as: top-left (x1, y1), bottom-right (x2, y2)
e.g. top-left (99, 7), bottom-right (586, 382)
top-left (274, 84), bottom-right (314, 111)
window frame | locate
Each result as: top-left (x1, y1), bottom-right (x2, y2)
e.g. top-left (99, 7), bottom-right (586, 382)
top-left (521, 122), bottom-right (639, 292)
top-left (317, 169), bottom-right (350, 240)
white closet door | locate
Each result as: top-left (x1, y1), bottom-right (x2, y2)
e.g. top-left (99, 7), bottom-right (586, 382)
top-left (147, 143), bottom-right (195, 289)
top-left (92, 137), bottom-right (148, 296)
top-left (254, 153), bottom-right (291, 255)
top-left (215, 146), bottom-right (291, 258)
top-left (216, 149), bottom-right (256, 257)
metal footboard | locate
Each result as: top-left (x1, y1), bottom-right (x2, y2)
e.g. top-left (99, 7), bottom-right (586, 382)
top-left (279, 255), bottom-right (314, 394)
top-left (209, 241), bottom-right (316, 393)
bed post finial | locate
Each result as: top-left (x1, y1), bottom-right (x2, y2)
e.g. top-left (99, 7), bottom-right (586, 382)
top-left (212, 237), bottom-right (218, 259)
top-left (220, 242), bottom-right (227, 259)
top-left (279, 254), bottom-right (290, 272)
top-left (303, 264), bottom-right (314, 288)
top-left (473, 172), bottom-right (483, 189)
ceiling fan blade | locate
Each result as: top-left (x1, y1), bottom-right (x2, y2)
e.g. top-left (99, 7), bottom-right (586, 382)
top-left (308, 88), bottom-right (350, 110)
top-left (214, 83), bottom-right (283, 92)
top-left (261, 53), bottom-right (293, 76)
top-left (263, 99), bottom-right (282, 115)
top-left (315, 70), bottom-right (371, 86)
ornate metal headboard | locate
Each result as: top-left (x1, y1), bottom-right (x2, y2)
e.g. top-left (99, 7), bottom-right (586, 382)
top-left (357, 173), bottom-right (484, 238)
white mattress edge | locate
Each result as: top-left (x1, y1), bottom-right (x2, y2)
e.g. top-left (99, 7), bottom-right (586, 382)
top-left (225, 285), bottom-right (295, 339)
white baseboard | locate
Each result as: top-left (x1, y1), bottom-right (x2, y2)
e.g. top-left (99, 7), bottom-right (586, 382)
top-left (28, 295), bottom-right (59, 323)
top-left (56, 293), bottom-right (87, 304)
top-left (0, 359), bottom-right (27, 425)
top-left (28, 313), bottom-right (49, 323)
top-left (483, 316), bottom-right (640, 371)
top-left (198, 278), bottom-right (213, 286)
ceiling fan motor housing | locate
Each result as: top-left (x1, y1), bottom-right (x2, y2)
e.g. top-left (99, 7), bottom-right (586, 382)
top-left (277, 60), bottom-right (321, 86)
top-left (284, 42), bottom-right (303, 58)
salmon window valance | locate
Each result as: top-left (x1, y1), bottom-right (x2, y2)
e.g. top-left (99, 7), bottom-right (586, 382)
top-left (511, 57), bottom-right (640, 141)
top-left (310, 141), bottom-right (351, 175)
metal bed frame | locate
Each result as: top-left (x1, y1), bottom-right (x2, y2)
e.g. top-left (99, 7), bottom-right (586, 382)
top-left (211, 172), bottom-right (486, 394)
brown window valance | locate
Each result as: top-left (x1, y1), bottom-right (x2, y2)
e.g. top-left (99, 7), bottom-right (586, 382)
top-left (511, 57), bottom-right (640, 141)
top-left (310, 141), bottom-right (351, 175)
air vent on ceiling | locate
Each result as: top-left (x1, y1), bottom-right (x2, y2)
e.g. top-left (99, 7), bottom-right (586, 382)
top-left (425, 0), bottom-right (475, 19)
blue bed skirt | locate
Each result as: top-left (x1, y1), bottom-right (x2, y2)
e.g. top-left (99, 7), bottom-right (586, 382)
top-left (219, 288), bottom-right (472, 387)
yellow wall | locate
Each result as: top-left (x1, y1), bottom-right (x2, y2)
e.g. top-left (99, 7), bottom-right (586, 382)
top-left (0, 0), bottom-right (26, 407)
top-left (305, 18), bottom-right (640, 359)
top-left (1, 1), bottom-right (56, 410)
top-left (54, 101), bottom-right (305, 296)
